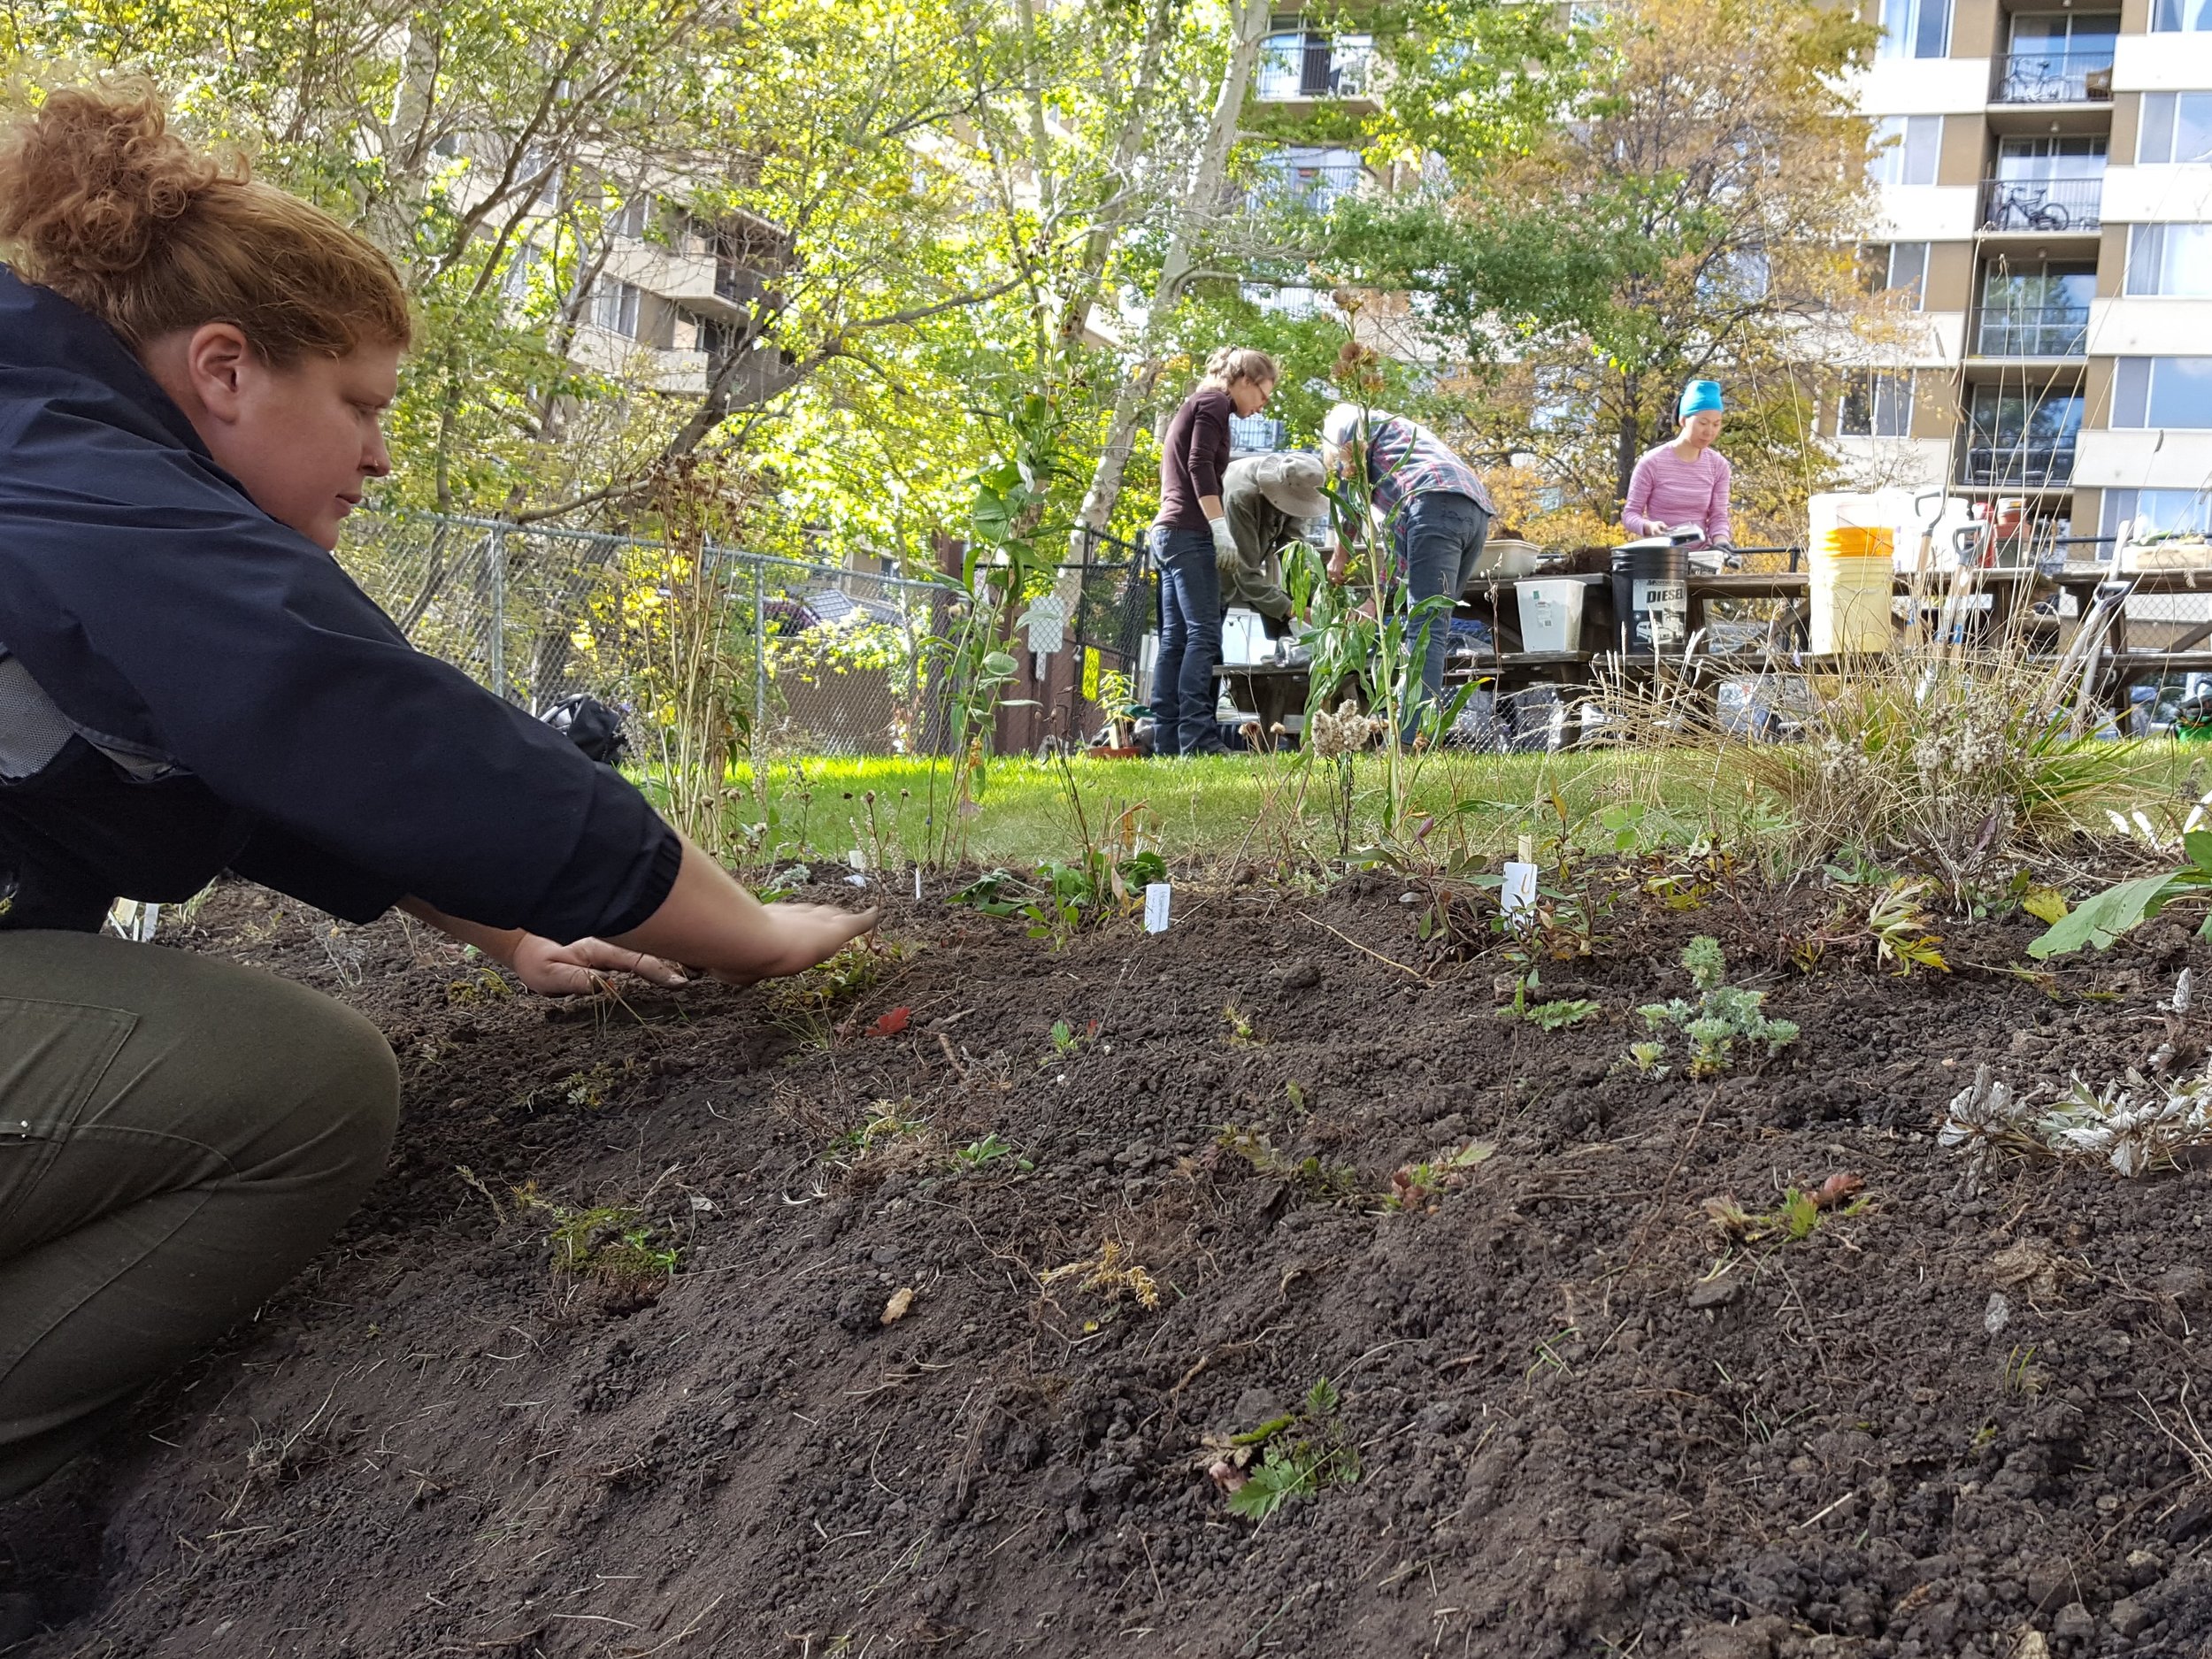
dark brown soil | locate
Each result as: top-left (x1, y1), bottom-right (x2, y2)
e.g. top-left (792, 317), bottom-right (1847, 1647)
top-left (7, 869), bottom-right (2212, 1659)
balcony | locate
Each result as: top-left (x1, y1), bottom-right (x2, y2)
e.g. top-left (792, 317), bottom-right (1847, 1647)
top-left (1992, 49), bottom-right (2114, 105)
top-left (1978, 176), bottom-right (2102, 234)
top-left (1962, 444), bottom-right (2077, 488)
top-left (1973, 304), bottom-right (2089, 357)
top-left (1245, 157), bottom-right (1366, 216)
top-left (1256, 31), bottom-right (1375, 102)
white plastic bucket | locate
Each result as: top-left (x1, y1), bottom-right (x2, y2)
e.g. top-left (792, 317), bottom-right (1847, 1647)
top-left (1809, 558), bottom-right (1894, 653)
top-left (1515, 578), bottom-right (1586, 653)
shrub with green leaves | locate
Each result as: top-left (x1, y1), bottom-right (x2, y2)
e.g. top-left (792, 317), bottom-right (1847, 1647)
top-left (1635, 936), bottom-right (1798, 1079)
top-left (2027, 829), bottom-right (2212, 959)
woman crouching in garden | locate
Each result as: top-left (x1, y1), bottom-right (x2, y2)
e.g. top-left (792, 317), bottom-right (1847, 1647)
top-left (0, 81), bottom-right (874, 1553)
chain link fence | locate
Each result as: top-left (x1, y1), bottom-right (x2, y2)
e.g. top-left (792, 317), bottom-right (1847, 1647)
top-left (337, 512), bottom-right (1152, 759)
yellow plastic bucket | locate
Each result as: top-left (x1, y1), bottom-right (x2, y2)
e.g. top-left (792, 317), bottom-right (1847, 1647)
top-left (1821, 526), bottom-right (1895, 560)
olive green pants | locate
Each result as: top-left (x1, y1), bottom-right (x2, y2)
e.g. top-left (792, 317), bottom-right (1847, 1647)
top-left (0, 931), bottom-right (397, 1502)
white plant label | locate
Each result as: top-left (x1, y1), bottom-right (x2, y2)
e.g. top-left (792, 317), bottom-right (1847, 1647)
top-left (1144, 882), bottom-right (1171, 933)
top-left (913, 867), bottom-right (923, 900)
top-left (1501, 862), bottom-right (1539, 916)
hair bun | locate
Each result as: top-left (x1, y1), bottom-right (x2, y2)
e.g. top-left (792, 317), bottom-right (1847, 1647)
top-left (0, 82), bottom-right (234, 284)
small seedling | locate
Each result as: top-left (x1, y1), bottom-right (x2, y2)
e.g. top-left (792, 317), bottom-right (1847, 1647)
top-left (1494, 967), bottom-right (1601, 1031)
top-left (1701, 1172), bottom-right (1866, 1244)
top-left (1212, 1378), bottom-right (1359, 1522)
top-left (445, 966), bottom-right (512, 1005)
top-left (1044, 1013), bottom-right (1097, 1066)
top-left (1385, 1141), bottom-right (1496, 1212)
top-left (830, 1099), bottom-right (929, 1165)
top-left (2002, 1344), bottom-right (2047, 1396)
top-left (954, 1133), bottom-right (1031, 1172)
top-left (1223, 1001), bottom-right (1259, 1047)
top-left (1526, 1326), bottom-right (1578, 1380)
top-left (1635, 936), bottom-right (1798, 1079)
top-left (1628, 1040), bottom-right (1669, 1078)
top-left (515, 1187), bottom-right (679, 1294)
top-left (1216, 1126), bottom-right (1358, 1202)
top-left (1866, 879), bottom-right (1948, 975)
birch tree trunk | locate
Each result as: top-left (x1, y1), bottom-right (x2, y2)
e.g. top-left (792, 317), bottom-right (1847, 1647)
top-left (1069, 0), bottom-right (1270, 556)
top-left (1051, 0), bottom-right (1178, 353)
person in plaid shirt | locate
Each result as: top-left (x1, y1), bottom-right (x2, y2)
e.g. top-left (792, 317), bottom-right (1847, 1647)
top-left (1319, 404), bottom-right (1495, 731)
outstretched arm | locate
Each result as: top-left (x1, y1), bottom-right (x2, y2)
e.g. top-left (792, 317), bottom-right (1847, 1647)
top-left (406, 833), bottom-right (876, 995)
top-left (401, 898), bottom-right (690, 996)
top-left (608, 833), bottom-right (877, 984)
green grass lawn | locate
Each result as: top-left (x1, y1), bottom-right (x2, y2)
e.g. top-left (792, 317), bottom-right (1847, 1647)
top-left (657, 740), bottom-right (2200, 874)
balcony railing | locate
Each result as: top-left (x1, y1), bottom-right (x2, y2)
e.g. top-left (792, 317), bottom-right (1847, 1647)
top-left (1979, 176), bottom-right (2102, 234)
top-left (1973, 304), bottom-right (2090, 357)
top-left (1993, 49), bottom-right (2115, 104)
top-left (1962, 443), bottom-right (2077, 487)
top-left (1255, 35), bottom-right (1374, 101)
top-left (1246, 160), bottom-right (1365, 216)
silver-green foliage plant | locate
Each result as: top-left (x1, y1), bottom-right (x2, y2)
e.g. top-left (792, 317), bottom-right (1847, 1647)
top-left (1635, 936), bottom-right (1798, 1079)
top-left (1941, 1062), bottom-right (2212, 1189)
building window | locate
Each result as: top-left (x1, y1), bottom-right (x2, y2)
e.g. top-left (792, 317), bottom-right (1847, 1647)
top-left (1862, 241), bottom-right (1930, 305)
top-left (2127, 224), bottom-right (2212, 296)
top-left (1839, 371), bottom-right (1915, 438)
top-left (2154, 0), bottom-right (2212, 31)
top-left (1963, 387), bottom-right (2082, 485)
top-left (611, 195), bottom-right (650, 240)
top-left (592, 278), bottom-right (641, 338)
top-left (2112, 358), bottom-right (2212, 427)
top-left (1871, 116), bottom-right (1940, 187)
top-left (2139, 93), bottom-right (2212, 164)
top-left (2106, 488), bottom-right (2212, 541)
top-left (1229, 413), bottom-right (1287, 452)
top-left (1977, 265), bottom-right (2092, 355)
top-left (1256, 17), bottom-right (1373, 100)
top-left (1256, 145), bottom-right (1365, 212)
top-left (1878, 0), bottom-right (1949, 58)
top-left (1698, 248), bottom-right (1771, 302)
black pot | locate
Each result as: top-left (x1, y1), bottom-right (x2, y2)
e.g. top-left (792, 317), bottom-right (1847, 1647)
top-left (1610, 541), bottom-right (1690, 656)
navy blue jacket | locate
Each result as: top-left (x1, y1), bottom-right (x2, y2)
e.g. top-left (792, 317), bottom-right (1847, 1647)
top-left (0, 267), bottom-right (680, 939)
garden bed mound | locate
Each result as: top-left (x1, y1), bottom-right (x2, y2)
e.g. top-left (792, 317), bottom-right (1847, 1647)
top-left (7, 874), bottom-right (2212, 1659)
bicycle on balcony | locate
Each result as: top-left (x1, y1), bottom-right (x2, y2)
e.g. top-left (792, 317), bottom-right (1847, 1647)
top-left (1986, 185), bottom-right (2072, 234)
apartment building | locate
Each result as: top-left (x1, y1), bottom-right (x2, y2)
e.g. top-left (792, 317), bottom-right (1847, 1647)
top-left (1848, 0), bottom-right (2212, 557)
top-left (570, 196), bottom-right (787, 402)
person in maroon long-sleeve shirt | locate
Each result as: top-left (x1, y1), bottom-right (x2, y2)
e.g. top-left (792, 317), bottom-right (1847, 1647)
top-left (1148, 347), bottom-right (1278, 756)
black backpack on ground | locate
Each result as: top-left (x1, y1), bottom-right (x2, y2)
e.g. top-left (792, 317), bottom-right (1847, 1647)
top-left (542, 695), bottom-right (627, 765)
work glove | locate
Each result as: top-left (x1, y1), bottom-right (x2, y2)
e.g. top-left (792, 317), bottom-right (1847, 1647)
top-left (1210, 516), bottom-right (1239, 565)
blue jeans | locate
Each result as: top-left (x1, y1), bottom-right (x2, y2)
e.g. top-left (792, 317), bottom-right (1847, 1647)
top-left (1398, 492), bottom-right (1492, 733)
top-left (1149, 526), bottom-right (1225, 756)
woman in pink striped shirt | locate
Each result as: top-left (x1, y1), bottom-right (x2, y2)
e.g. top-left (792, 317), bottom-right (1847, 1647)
top-left (1623, 380), bottom-right (1733, 551)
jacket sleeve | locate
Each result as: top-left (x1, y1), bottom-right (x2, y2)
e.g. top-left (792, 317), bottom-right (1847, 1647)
top-left (0, 413), bottom-right (681, 943)
top-left (227, 821), bottom-right (409, 925)
top-left (1184, 392), bottom-right (1230, 504)
top-left (1222, 494), bottom-right (1294, 619)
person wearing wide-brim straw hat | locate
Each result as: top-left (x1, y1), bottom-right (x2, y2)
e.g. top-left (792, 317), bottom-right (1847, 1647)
top-left (1218, 451), bottom-right (1327, 635)
top-left (1623, 380), bottom-right (1734, 552)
